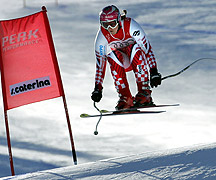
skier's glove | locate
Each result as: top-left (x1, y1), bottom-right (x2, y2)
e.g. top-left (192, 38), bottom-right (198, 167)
top-left (91, 85), bottom-right (103, 102)
top-left (150, 68), bottom-right (162, 88)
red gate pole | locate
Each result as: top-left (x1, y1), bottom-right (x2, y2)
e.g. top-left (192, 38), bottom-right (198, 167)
top-left (62, 95), bottom-right (77, 165)
top-left (4, 110), bottom-right (15, 176)
top-left (41, 6), bottom-right (77, 165)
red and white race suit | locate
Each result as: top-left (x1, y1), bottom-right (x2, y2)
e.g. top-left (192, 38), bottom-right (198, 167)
top-left (94, 17), bottom-right (157, 97)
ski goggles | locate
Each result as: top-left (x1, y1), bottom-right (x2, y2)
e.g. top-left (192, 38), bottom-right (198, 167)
top-left (101, 20), bottom-right (118, 30)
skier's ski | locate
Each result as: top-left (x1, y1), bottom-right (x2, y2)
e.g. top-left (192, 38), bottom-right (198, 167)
top-left (80, 110), bottom-right (165, 118)
top-left (99, 103), bottom-right (179, 114)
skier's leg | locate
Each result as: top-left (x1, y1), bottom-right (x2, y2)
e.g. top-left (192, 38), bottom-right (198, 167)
top-left (130, 45), bottom-right (153, 106)
top-left (107, 51), bottom-right (134, 110)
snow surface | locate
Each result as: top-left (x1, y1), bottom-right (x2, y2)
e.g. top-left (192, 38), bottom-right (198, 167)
top-left (0, 0), bottom-right (216, 179)
top-left (2, 143), bottom-right (216, 180)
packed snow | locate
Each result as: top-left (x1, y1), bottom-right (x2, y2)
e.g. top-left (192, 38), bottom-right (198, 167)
top-left (2, 143), bottom-right (216, 179)
top-left (0, 0), bottom-right (216, 179)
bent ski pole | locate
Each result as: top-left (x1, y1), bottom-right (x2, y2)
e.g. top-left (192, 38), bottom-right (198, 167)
top-left (162, 58), bottom-right (216, 81)
top-left (93, 102), bottom-right (102, 135)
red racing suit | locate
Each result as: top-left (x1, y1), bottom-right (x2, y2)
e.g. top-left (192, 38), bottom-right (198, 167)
top-left (94, 17), bottom-right (158, 98)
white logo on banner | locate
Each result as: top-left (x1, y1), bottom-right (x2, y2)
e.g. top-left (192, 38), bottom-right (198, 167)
top-left (1, 29), bottom-right (41, 52)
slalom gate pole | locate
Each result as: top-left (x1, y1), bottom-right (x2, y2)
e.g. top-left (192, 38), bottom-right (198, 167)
top-left (23, 0), bottom-right (26, 8)
top-left (93, 102), bottom-right (102, 135)
top-left (62, 95), bottom-right (77, 165)
top-left (4, 110), bottom-right (15, 176)
top-left (162, 58), bottom-right (216, 81)
top-left (41, 6), bottom-right (77, 165)
top-left (55, 0), bottom-right (58, 6)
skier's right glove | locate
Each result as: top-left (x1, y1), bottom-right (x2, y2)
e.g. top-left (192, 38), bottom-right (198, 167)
top-left (91, 84), bottom-right (103, 102)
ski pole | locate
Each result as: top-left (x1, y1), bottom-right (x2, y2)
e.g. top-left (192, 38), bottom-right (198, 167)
top-left (93, 57), bottom-right (216, 135)
top-left (93, 102), bottom-right (102, 135)
top-left (162, 58), bottom-right (216, 81)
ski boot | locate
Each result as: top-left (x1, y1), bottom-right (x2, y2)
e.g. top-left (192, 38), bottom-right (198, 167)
top-left (115, 96), bottom-right (134, 111)
top-left (133, 90), bottom-right (155, 108)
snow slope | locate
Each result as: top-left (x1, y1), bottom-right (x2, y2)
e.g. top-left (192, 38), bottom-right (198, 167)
top-left (0, 0), bottom-right (216, 179)
top-left (2, 143), bottom-right (216, 179)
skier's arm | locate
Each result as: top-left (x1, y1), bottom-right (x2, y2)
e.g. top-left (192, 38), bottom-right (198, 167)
top-left (91, 30), bottom-right (107, 102)
top-left (130, 18), bottom-right (161, 87)
top-left (130, 18), bottom-right (157, 69)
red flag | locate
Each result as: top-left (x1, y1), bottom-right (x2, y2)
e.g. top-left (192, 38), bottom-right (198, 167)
top-left (0, 8), bottom-right (64, 110)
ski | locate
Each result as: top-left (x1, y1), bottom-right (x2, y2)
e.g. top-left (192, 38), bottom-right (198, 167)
top-left (80, 110), bottom-right (165, 118)
top-left (99, 103), bottom-right (180, 114)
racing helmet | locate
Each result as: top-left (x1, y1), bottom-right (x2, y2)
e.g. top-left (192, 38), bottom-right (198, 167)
top-left (99, 5), bottom-right (121, 30)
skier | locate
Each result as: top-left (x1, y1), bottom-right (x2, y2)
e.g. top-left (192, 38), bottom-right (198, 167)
top-left (91, 5), bottom-right (162, 110)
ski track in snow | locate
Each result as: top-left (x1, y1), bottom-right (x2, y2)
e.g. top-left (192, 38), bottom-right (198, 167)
top-left (0, 0), bottom-right (216, 179)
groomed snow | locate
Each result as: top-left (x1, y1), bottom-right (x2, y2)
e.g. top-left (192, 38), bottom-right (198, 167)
top-left (2, 143), bottom-right (216, 179)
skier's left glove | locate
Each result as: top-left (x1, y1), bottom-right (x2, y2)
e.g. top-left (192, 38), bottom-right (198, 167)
top-left (91, 84), bottom-right (103, 102)
top-left (150, 68), bottom-right (162, 88)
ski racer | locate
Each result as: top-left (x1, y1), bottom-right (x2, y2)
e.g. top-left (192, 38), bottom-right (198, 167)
top-left (91, 5), bottom-right (162, 110)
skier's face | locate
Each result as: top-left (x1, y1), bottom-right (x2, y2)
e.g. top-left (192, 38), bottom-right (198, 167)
top-left (101, 19), bottom-right (119, 35)
top-left (107, 24), bottom-right (119, 35)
